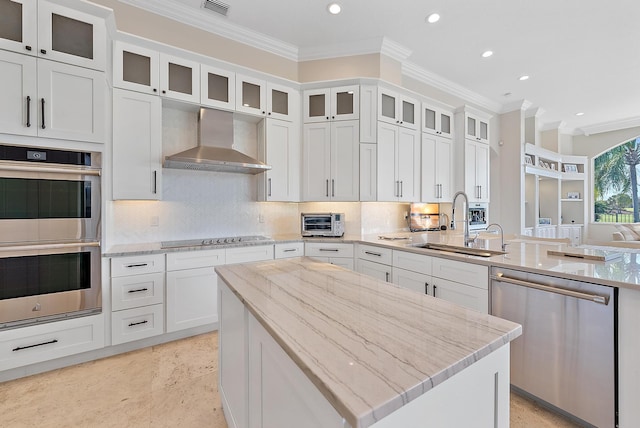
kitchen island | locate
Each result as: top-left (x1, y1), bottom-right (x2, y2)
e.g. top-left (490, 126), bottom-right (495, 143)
top-left (215, 257), bottom-right (521, 428)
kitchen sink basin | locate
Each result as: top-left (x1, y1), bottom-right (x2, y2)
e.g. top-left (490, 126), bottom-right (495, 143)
top-left (412, 243), bottom-right (506, 257)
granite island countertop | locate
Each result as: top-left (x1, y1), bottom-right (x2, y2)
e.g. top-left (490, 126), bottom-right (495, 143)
top-left (215, 257), bottom-right (522, 428)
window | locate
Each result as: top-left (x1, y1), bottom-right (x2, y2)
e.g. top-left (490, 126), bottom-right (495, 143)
top-left (593, 137), bottom-right (640, 223)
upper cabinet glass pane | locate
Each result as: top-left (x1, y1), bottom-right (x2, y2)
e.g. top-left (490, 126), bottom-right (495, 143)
top-left (308, 94), bottom-right (325, 118)
top-left (424, 108), bottom-right (436, 131)
top-left (381, 93), bottom-right (395, 119)
top-left (51, 13), bottom-right (93, 60)
top-left (271, 89), bottom-right (288, 116)
top-left (335, 90), bottom-right (354, 115)
top-left (122, 51), bottom-right (151, 86)
top-left (168, 62), bottom-right (192, 95)
top-left (242, 81), bottom-right (261, 109)
top-left (0, 0), bottom-right (23, 43)
top-left (480, 121), bottom-right (488, 140)
top-left (207, 72), bottom-right (229, 102)
top-left (441, 114), bottom-right (451, 134)
top-left (467, 117), bottom-right (476, 137)
top-left (402, 100), bottom-right (415, 124)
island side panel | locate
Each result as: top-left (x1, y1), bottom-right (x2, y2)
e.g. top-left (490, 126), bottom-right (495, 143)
top-left (619, 287), bottom-right (640, 427)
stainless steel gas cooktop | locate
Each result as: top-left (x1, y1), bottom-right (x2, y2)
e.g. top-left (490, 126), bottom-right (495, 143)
top-left (160, 235), bottom-right (272, 249)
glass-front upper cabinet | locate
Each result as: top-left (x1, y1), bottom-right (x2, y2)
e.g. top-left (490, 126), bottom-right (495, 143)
top-left (422, 103), bottom-right (454, 138)
top-left (0, 0), bottom-right (106, 71)
top-left (200, 64), bottom-right (235, 111)
top-left (378, 88), bottom-right (419, 130)
top-left (465, 113), bottom-right (490, 144)
top-left (303, 85), bottom-right (359, 123)
top-left (113, 41), bottom-right (160, 94)
top-left (236, 74), bottom-right (296, 121)
top-left (159, 53), bottom-right (200, 104)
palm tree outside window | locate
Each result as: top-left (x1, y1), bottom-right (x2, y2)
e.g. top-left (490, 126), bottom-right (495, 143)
top-left (594, 137), bottom-right (640, 223)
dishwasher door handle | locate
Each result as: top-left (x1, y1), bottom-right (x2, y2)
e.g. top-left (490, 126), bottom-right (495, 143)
top-left (491, 272), bottom-right (609, 305)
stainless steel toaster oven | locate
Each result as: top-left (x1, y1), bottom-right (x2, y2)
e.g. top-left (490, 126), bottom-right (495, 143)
top-left (301, 213), bottom-right (345, 237)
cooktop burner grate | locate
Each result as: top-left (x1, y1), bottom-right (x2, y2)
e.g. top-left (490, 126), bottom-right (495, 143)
top-left (161, 235), bottom-right (272, 249)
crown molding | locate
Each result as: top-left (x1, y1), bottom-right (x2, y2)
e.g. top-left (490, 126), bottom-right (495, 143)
top-left (402, 61), bottom-right (502, 113)
top-left (500, 99), bottom-right (532, 114)
top-left (525, 106), bottom-right (545, 118)
top-left (539, 120), bottom-right (566, 132)
top-left (117, 0), bottom-right (299, 60)
top-left (577, 116), bottom-right (640, 136)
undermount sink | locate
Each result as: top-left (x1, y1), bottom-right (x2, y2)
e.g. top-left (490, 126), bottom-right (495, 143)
top-left (412, 243), bottom-right (507, 258)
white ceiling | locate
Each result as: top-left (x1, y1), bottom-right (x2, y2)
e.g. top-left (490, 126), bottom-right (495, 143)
top-left (123, 0), bottom-right (640, 135)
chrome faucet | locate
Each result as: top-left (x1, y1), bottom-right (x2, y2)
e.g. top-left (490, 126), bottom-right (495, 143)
top-left (486, 223), bottom-right (507, 252)
top-left (451, 191), bottom-right (476, 246)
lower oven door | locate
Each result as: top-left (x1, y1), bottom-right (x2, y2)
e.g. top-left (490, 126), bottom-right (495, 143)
top-left (0, 241), bottom-right (102, 329)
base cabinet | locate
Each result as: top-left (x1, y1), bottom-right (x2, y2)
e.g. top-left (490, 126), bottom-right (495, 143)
top-left (305, 243), bottom-right (354, 271)
top-left (0, 314), bottom-right (104, 372)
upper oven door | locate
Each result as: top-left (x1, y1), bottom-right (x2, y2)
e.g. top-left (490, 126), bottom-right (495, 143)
top-left (0, 162), bottom-right (101, 242)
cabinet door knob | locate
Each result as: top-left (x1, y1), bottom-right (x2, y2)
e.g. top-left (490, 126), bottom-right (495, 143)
top-left (40, 49), bottom-right (46, 55)
top-left (153, 88), bottom-right (157, 93)
top-left (25, 45), bottom-right (32, 51)
top-left (162, 90), bottom-right (166, 94)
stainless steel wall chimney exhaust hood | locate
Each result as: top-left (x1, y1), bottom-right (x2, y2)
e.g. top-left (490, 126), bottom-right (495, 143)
top-left (164, 108), bottom-right (271, 174)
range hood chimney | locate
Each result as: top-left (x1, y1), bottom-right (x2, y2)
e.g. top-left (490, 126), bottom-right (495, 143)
top-left (164, 108), bottom-right (271, 174)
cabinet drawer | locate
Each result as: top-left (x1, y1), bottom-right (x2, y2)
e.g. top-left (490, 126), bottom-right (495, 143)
top-left (431, 257), bottom-right (488, 289)
top-left (166, 249), bottom-right (225, 271)
top-left (357, 244), bottom-right (392, 265)
top-left (226, 245), bottom-right (274, 264)
top-left (305, 243), bottom-right (353, 258)
top-left (392, 250), bottom-right (432, 275)
top-left (274, 242), bottom-right (304, 259)
top-left (111, 304), bottom-right (164, 345)
top-left (111, 272), bottom-right (164, 311)
top-left (111, 254), bottom-right (165, 277)
top-left (0, 315), bottom-right (104, 371)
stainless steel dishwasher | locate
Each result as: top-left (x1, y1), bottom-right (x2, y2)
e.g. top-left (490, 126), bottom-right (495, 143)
top-left (490, 267), bottom-right (617, 428)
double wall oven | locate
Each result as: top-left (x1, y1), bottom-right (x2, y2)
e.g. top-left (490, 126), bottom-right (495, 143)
top-left (0, 145), bottom-right (102, 329)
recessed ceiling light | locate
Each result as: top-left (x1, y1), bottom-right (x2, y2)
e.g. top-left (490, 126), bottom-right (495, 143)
top-left (426, 13), bottom-right (440, 24)
top-left (519, 75), bottom-right (530, 81)
top-left (482, 51), bottom-right (493, 58)
top-left (327, 3), bottom-right (341, 14)
top-left (575, 112), bottom-right (585, 116)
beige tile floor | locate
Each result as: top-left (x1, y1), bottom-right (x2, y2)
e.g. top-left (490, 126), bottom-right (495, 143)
top-left (0, 332), bottom-right (579, 427)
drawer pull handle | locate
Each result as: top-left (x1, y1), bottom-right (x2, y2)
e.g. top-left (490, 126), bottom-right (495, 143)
top-left (126, 263), bottom-right (149, 268)
top-left (128, 320), bottom-right (149, 327)
top-left (13, 339), bottom-right (58, 352)
top-left (128, 287), bottom-right (149, 294)
top-left (319, 248), bottom-right (339, 252)
top-left (283, 249), bottom-right (297, 252)
top-left (364, 251), bottom-right (382, 257)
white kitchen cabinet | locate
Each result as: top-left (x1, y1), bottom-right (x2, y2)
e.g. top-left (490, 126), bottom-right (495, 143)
top-left (200, 64), bottom-right (235, 110)
top-left (225, 245), bottom-right (274, 264)
top-left (378, 87), bottom-right (419, 130)
top-left (422, 102), bottom-right (453, 138)
top-left (302, 120), bottom-right (359, 201)
top-left (558, 225), bottom-right (582, 246)
top-left (274, 242), bottom-right (304, 259)
top-left (359, 143), bottom-right (377, 201)
top-left (110, 253), bottom-right (166, 345)
top-left (421, 132), bottom-right (453, 201)
top-left (376, 122), bottom-right (421, 202)
top-left (391, 250), bottom-right (433, 295)
top-left (0, 0), bottom-right (106, 71)
top-left (465, 112), bottom-right (490, 144)
top-left (359, 84), bottom-right (377, 143)
top-left (112, 88), bottom-right (162, 200)
top-left (236, 74), bottom-right (297, 121)
top-left (464, 139), bottom-right (490, 202)
top-left (0, 314), bottom-right (104, 371)
top-left (303, 85), bottom-right (359, 123)
top-left (431, 257), bottom-right (488, 313)
top-left (305, 242), bottom-right (354, 270)
top-left (257, 118), bottom-right (300, 202)
top-left (218, 279), bottom-right (248, 428)
top-left (159, 53), bottom-right (200, 104)
top-left (356, 244), bottom-right (393, 281)
top-left (165, 249), bottom-right (225, 333)
top-left (0, 50), bottom-right (106, 143)
top-left (247, 313), bottom-right (345, 428)
top-left (357, 259), bottom-right (392, 282)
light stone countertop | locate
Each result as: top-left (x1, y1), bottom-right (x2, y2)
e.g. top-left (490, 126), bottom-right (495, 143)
top-left (104, 231), bottom-right (640, 290)
top-left (215, 257), bottom-right (522, 428)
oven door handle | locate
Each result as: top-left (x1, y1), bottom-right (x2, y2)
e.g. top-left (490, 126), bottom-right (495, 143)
top-left (0, 241), bottom-right (100, 253)
top-left (0, 163), bottom-right (101, 176)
